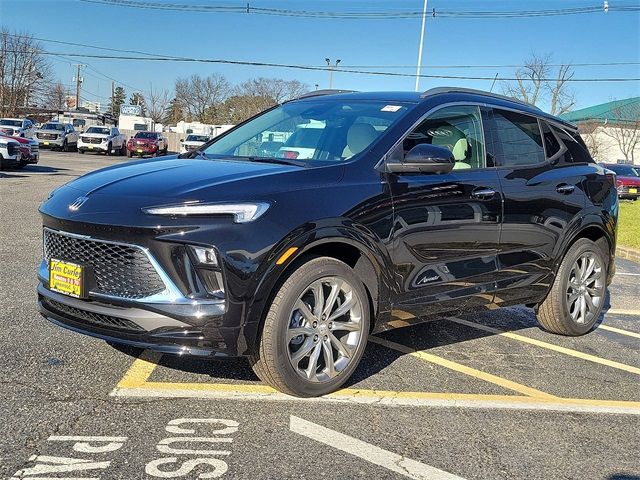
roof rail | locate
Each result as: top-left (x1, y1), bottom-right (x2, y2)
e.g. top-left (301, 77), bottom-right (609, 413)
top-left (421, 87), bottom-right (542, 111)
top-left (294, 89), bottom-right (357, 100)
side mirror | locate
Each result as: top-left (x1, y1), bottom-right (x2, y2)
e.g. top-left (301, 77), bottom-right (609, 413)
top-left (386, 144), bottom-right (455, 174)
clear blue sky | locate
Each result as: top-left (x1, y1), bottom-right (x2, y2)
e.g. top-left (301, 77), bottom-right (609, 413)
top-left (1, 0), bottom-right (639, 111)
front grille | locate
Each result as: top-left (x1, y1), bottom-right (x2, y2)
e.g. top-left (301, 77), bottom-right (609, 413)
top-left (81, 136), bottom-right (103, 144)
top-left (43, 229), bottom-right (166, 299)
top-left (38, 132), bottom-right (58, 140)
top-left (43, 297), bottom-right (145, 332)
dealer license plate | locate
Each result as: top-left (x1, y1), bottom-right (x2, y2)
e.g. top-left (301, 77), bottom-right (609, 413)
top-left (629, 188), bottom-right (637, 194)
top-left (49, 259), bottom-right (84, 298)
top-left (88, 145), bottom-right (94, 149)
top-left (43, 141), bottom-right (49, 145)
top-left (137, 149), bottom-right (143, 153)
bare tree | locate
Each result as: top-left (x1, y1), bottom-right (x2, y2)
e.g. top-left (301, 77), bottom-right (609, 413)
top-left (146, 86), bottom-right (171, 124)
top-left (601, 102), bottom-right (640, 163)
top-left (578, 122), bottom-right (609, 162)
top-left (0, 29), bottom-right (52, 116)
top-left (216, 78), bottom-right (309, 124)
top-left (174, 73), bottom-right (231, 122)
top-left (503, 53), bottom-right (575, 115)
top-left (46, 82), bottom-right (68, 111)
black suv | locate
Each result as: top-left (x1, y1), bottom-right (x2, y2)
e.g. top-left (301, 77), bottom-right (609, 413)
top-left (38, 88), bottom-right (618, 397)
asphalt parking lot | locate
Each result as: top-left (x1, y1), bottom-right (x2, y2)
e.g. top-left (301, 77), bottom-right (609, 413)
top-left (1, 150), bottom-right (639, 480)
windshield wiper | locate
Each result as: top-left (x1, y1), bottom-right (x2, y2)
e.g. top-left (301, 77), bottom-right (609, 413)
top-left (236, 156), bottom-right (305, 167)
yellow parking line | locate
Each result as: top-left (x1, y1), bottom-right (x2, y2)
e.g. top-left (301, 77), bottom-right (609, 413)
top-left (448, 317), bottom-right (640, 376)
top-left (115, 349), bottom-right (162, 388)
top-left (370, 336), bottom-right (555, 399)
top-left (598, 324), bottom-right (640, 339)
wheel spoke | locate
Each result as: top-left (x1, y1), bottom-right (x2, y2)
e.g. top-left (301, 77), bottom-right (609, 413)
top-left (322, 279), bottom-right (343, 318)
top-left (328, 295), bottom-right (355, 322)
top-left (331, 320), bottom-right (360, 332)
top-left (329, 331), bottom-right (352, 359)
top-left (287, 327), bottom-right (315, 341)
top-left (321, 339), bottom-right (336, 378)
top-left (586, 286), bottom-right (599, 296)
top-left (305, 343), bottom-right (322, 380)
top-left (583, 256), bottom-right (595, 281)
top-left (567, 292), bottom-right (580, 308)
top-left (584, 292), bottom-right (596, 313)
top-left (291, 338), bottom-right (315, 365)
top-left (578, 295), bottom-right (587, 323)
top-left (295, 300), bottom-right (316, 323)
top-left (311, 281), bottom-right (324, 319)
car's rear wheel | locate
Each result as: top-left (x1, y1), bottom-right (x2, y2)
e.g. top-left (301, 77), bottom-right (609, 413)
top-left (106, 142), bottom-right (113, 156)
top-left (537, 238), bottom-right (608, 336)
top-left (120, 143), bottom-right (127, 156)
top-left (250, 256), bottom-right (370, 397)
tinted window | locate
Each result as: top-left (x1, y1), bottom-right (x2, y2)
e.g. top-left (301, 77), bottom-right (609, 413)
top-left (134, 132), bottom-right (158, 139)
top-left (42, 123), bottom-right (66, 131)
top-left (397, 105), bottom-right (486, 170)
top-left (551, 126), bottom-right (592, 164)
top-left (605, 164), bottom-right (639, 177)
top-left (491, 109), bottom-right (545, 166)
top-left (86, 127), bottom-right (110, 135)
top-left (540, 121), bottom-right (561, 158)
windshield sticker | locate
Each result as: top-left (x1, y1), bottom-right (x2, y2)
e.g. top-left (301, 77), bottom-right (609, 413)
top-left (381, 105), bottom-right (402, 112)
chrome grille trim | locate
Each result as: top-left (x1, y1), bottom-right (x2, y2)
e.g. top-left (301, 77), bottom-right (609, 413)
top-left (43, 228), bottom-right (172, 301)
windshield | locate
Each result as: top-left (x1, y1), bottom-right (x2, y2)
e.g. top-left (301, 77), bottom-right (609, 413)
top-left (608, 164), bottom-right (639, 177)
top-left (204, 99), bottom-right (411, 163)
top-left (0, 119), bottom-right (22, 127)
top-left (42, 123), bottom-right (66, 131)
top-left (86, 127), bottom-right (110, 135)
top-left (186, 134), bottom-right (209, 142)
top-left (134, 132), bottom-right (158, 139)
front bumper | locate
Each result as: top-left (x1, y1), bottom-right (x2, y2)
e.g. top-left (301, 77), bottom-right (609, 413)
top-left (617, 186), bottom-right (639, 199)
top-left (78, 143), bottom-right (108, 152)
top-left (37, 137), bottom-right (64, 147)
top-left (37, 225), bottom-right (243, 357)
top-left (128, 145), bottom-right (158, 154)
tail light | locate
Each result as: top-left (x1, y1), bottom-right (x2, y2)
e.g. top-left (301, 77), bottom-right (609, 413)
top-left (281, 150), bottom-right (299, 159)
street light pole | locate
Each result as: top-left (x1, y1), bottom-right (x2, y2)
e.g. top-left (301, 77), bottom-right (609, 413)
top-left (325, 58), bottom-right (341, 89)
top-left (414, 0), bottom-right (428, 92)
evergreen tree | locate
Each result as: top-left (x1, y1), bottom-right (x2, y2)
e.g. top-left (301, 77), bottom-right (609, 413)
top-left (108, 86), bottom-right (126, 117)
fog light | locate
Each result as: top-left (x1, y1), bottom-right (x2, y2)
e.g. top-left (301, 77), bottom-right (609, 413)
top-left (190, 246), bottom-right (218, 266)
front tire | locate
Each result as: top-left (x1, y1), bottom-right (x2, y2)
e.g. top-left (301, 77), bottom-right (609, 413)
top-left (537, 238), bottom-right (608, 336)
top-left (250, 257), bottom-right (370, 397)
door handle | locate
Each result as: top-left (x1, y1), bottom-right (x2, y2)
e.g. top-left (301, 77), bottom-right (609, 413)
top-left (556, 184), bottom-right (575, 195)
top-left (471, 188), bottom-right (496, 200)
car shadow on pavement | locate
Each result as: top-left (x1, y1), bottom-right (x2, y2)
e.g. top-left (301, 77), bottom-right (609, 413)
top-left (107, 288), bottom-right (615, 388)
top-left (0, 165), bottom-right (71, 177)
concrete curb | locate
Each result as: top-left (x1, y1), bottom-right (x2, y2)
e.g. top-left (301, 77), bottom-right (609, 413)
top-left (616, 245), bottom-right (640, 264)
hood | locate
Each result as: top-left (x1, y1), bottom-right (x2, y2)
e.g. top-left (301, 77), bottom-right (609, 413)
top-left (0, 134), bottom-right (28, 144)
top-left (617, 176), bottom-right (640, 186)
top-left (81, 133), bottom-right (109, 139)
top-left (40, 156), bottom-right (343, 224)
top-left (0, 126), bottom-right (19, 135)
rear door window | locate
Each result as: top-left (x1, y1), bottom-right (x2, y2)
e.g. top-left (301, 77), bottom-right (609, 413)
top-left (490, 109), bottom-right (545, 167)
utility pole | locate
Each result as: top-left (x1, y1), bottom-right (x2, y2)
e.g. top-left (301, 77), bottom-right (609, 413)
top-left (73, 64), bottom-right (84, 110)
top-left (325, 58), bottom-right (341, 89)
top-left (414, 0), bottom-right (428, 92)
top-left (111, 81), bottom-right (115, 116)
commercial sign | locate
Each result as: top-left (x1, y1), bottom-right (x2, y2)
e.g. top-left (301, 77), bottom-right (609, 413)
top-left (121, 104), bottom-right (142, 116)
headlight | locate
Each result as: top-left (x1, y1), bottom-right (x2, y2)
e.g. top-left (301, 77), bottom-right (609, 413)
top-left (142, 202), bottom-right (270, 223)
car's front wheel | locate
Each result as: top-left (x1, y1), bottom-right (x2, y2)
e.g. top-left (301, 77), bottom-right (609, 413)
top-left (250, 256), bottom-right (370, 397)
top-left (537, 238), bottom-right (608, 336)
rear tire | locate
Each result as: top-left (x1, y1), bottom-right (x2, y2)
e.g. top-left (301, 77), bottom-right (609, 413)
top-left (537, 238), bottom-right (608, 336)
top-left (62, 140), bottom-right (68, 152)
top-left (106, 142), bottom-right (113, 156)
top-left (126, 150), bottom-right (132, 158)
top-left (250, 257), bottom-right (370, 397)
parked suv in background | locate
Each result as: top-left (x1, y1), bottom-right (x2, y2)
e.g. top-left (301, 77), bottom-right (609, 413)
top-left (600, 163), bottom-right (640, 200)
top-left (0, 118), bottom-right (36, 138)
top-left (78, 126), bottom-right (127, 155)
top-left (126, 131), bottom-right (168, 157)
top-left (37, 88), bottom-right (617, 397)
top-left (35, 122), bottom-right (79, 151)
top-left (0, 134), bottom-right (30, 169)
top-left (180, 134), bottom-right (212, 154)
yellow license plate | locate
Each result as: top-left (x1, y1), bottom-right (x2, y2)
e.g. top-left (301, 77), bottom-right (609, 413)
top-left (44, 141), bottom-right (49, 145)
top-left (137, 149), bottom-right (143, 153)
top-left (629, 188), bottom-right (638, 194)
top-left (88, 145), bottom-right (93, 149)
top-left (49, 259), bottom-right (84, 298)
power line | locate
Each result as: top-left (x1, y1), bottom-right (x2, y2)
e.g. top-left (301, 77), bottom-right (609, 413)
top-left (10, 33), bottom-right (640, 72)
top-left (6, 49), bottom-right (638, 82)
top-left (79, 0), bottom-right (640, 18)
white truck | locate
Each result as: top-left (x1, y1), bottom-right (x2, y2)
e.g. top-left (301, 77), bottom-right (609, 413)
top-left (78, 126), bottom-right (127, 155)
